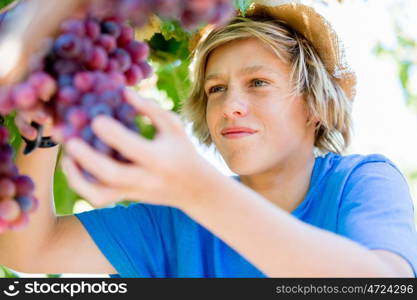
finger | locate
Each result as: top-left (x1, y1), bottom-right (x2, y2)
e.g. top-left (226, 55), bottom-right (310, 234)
top-left (15, 114), bottom-right (37, 140)
top-left (61, 157), bottom-right (125, 207)
top-left (91, 115), bottom-right (152, 164)
top-left (124, 89), bottom-right (184, 135)
top-left (30, 108), bottom-right (52, 125)
top-left (65, 138), bottom-right (144, 188)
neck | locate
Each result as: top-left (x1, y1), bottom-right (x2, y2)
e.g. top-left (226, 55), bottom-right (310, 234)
top-left (239, 149), bottom-right (316, 214)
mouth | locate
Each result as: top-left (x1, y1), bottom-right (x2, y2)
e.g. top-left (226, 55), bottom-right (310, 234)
top-left (221, 127), bottom-right (258, 139)
top-left (222, 132), bottom-right (256, 139)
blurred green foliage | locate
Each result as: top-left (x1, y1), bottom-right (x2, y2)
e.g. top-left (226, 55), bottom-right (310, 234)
top-left (374, 27), bottom-right (417, 111)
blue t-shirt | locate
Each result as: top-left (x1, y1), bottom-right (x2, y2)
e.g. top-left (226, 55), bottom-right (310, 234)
top-left (75, 152), bottom-right (417, 277)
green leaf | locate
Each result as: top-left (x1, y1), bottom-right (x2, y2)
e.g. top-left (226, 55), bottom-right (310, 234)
top-left (160, 20), bottom-right (189, 41)
top-left (3, 113), bottom-right (22, 155)
top-left (54, 162), bottom-right (79, 215)
top-left (0, 0), bottom-right (15, 10)
top-left (234, 0), bottom-right (252, 16)
top-left (398, 62), bottom-right (410, 91)
top-left (156, 59), bottom-right (191, 113)
top-left (149, 32), bottom-right (190, 64)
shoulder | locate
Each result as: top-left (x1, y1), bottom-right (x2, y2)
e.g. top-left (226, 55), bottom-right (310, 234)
top-left (320, 152), bottom-right (405, 182)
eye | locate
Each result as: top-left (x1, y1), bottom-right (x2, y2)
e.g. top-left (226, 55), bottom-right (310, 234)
top-left (251, 79), bottom-right (268, 87)
top-left (207, 85), bottom-right (226, 94)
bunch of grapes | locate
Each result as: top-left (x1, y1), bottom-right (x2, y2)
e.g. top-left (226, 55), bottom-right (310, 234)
top-left (93, 0), bottom-right (234, 29)
top-left (0, 0), bottom-right (235, 232)
top-left (0, 125), bottom-right (38, 233)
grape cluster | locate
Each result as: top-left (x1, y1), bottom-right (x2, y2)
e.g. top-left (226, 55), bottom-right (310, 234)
top-left (0, 125), bottom-right (38, 233)
top-left (0, 0), bottom-right (235, 232)
top-left (94, 0), bottom-right (235, 29)
top-left (43, 17), bottom-right (152, 148)
top-left (1, 17), bottom-right (151, 162)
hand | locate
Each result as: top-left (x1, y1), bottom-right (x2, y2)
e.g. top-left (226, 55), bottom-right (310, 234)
top-left (15, 106), bottom-right (54, 140)
top-left (62, 90), bottom-right (212, 209)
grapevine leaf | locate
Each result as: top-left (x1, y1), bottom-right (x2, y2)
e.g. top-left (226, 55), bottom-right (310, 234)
top-left (234, 0), bottom-right (251, 16)
top-left (54, 165), bottom-right (78, 215)
top-left (0, 0), bottom-right (15, 10)
top-left (156, 60), bottom-right (191, 113)
top-left (160, 20), bottom-right (190, 41)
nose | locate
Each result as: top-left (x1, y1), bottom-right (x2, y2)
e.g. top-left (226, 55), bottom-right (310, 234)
top-left (222, 87), bottom-right (249, 119)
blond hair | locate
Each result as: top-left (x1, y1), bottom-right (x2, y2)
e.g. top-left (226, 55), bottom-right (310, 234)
top-left (181, 16), bottom-right (352, 154)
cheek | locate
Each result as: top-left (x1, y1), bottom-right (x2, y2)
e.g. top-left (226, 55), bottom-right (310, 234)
top-left (205, 102), bottom-right (217, 135)
top-left (261, 100), bottom-right (310, 142)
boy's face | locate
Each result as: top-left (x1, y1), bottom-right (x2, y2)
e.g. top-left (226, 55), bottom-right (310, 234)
top-left (204, 37), bottom-right (316, 176)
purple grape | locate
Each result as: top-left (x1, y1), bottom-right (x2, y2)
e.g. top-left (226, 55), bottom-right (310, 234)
top-left (0, 178), bottom-right (16, 198)
top-left (88, 102), bottom-right (113, 118)
top-left (74, 71), bottom-right (95, 93)
top-left (105, 58), bottom-right (120, 73)
top-left (29, 71), bottom-right (57, 101)
top-left (98, 34), bottom-right (117, 53)
top-left (53, 59), bottom-right (80, 75)
top-left (0, 161), bottom-right (18, 178)
top-left (125, 64), bottom-right (144, 86)
top-left (87, 46), bottom-right (108, 70)
top-left (108, 72), bottom-right (126, 86)
top-left (0, 87), bottom-right (14, 115)
top-left (80, 126), bottom-right (95, 143)
top-left (16, 196), bottom-right (36, 213)
top-left (81, 93), bottom-right (98, 109)
top-left (117, 24), bottom-right (134, 46)
top-left (54, 34), bottom-right (83, 59)
top-left (125, 40), bottom-right (149, 63)
top-left (0, 199), bottom-right (21, 222)
top-left (58, 86), bottom-right (80, 105)
top-left (66, 107), bottom-right (89, 130)
top-left (116, 102), bottom-right (137, 123)
top-left (62, 125), bottom-right (79, 142)
top-left (99, 90), bottom-right (122, 108)
top-left (92, 137), bottom-right (113, 156)
top-left (112, 48), bottom-right (132, 73)
top-left (58, 74), bottom-right (73, 86)
top-left (0, 126), bottom-right (10, 144)
top-left (12, 83), bottom-right (37, 110)
top-left (137, 61), bottom-right (153, 79)
top-left (14, 175), bottom-right (35, 197)
top-left (85, 19), bottom-right (101, 41)
top-left (101, 21), bottom-right (121, 38)
top-left (81, 38), bottom-right (95, 62)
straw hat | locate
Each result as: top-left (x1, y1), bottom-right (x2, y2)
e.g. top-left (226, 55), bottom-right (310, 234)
top-left (189, 0), bottom-right (356, 100)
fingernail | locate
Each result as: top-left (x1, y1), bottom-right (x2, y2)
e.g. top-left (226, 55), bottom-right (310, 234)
top-left (27, 128), bottom-right (36, 140)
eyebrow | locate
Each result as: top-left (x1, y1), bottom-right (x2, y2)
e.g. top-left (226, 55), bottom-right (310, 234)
top-left (204, 65), bottom-right (280, 82)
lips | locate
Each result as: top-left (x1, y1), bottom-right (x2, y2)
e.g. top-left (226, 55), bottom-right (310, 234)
top-left (221, 127), bottom-right (257, 139)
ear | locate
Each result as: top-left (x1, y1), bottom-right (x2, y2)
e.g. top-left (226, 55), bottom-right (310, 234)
top-left (306, 112), bottom-right (320, 127)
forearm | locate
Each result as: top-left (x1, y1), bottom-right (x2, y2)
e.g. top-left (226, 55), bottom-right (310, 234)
top-left (182, 167), bottom-right (395, 277)
top-left (0, 143), bottom-right (60, 270)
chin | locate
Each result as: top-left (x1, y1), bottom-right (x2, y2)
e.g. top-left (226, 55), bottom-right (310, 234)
top-left (224, 156), bottom-right (266, 176)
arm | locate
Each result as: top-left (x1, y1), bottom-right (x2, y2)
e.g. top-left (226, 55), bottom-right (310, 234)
top-left (181, 168), bottom-right (414, 277)
top-left (0, 142), bottom-right (115, 274)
